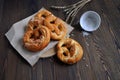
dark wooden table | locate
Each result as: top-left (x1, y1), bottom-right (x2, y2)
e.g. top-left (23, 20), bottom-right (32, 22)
top-left (0, 0), bottom-right (120, 80)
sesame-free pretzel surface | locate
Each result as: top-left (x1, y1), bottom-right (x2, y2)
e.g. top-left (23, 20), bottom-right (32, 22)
top-left (57, 38), bottom-right (83, 64)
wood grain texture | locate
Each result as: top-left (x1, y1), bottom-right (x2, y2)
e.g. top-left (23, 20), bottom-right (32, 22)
top-left (0, 0), bottom-right (120, 80)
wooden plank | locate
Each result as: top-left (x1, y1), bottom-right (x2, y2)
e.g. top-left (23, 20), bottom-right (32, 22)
top-left (0, 0), bottom-right (120, 80)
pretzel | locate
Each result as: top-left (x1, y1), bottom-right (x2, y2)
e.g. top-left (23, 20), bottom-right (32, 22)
top-left (23, 25), bottom-right (50, 52)
top-left (57, 38), bottom-right (83, 64)
top-left (26, 9), bottom-right (52, 29)
top-left (26, 18), bottom-right (44, 31)
top-left (34, 9), bottom-right (51, 20)
top-left (44, 15), bottom-right (67, 40)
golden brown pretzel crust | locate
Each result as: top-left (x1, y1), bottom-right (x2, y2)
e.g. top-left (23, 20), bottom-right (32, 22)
top-left (34, 9), bottom-right (51, 19)
top-left (44, 15), bottom-right (67, 40)
top-left (26, 18), bottom-right (44, 31)
top-left (33, 9), bottom-right (67, 40)
top-left (23, 9), bottom-right (68, 52)
top-left (26, 9), bottom-right (52, 31)
top-left (57, 38), bottom-right (83, 64)
top-left (23, 25), bottom-right (50, 52)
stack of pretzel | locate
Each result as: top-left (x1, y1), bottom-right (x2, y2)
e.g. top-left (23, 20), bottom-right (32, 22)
top-left (23, 9), bottom-right (83, 64)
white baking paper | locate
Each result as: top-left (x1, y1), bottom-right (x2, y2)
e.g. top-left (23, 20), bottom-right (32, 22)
top-left (5, 8), bottom-right (74, 66)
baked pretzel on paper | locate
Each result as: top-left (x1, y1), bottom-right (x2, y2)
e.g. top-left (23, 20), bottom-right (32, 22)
top-left (34, 9), bottom-right (52, 20)
top-left (23, 9), bottom-right (68, 52)
top-left (23, 25), bottom-right (50, 52)
top-left (44, 15), bottom-right (67, 40)
top-left (57, 38), bottom-right (83, 64)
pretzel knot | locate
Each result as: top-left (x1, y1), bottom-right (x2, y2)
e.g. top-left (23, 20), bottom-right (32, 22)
top-left (44, 15), bottom-right (67, 40)
top-left (26, 18), bottom-right (43, 31)
top-left (23, 25), bottom-right (50, 52)
top-left (34, 9), bottom-right (51, 20)
top-left (57, 38), bottom-right (83, 64)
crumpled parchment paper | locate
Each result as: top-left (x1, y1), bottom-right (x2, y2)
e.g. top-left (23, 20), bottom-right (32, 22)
top-left (5, 8), bottom-right (74, 66)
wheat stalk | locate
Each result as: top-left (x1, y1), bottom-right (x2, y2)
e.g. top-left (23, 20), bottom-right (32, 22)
top-left (51, 0), bottom-right (91, 24)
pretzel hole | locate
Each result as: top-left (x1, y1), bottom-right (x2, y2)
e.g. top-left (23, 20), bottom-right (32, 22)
top-left (52, 30), bottom-right (55, 33)
top-left (38, 31), bottom-right (42, 37)
top-left (33, 26), bottom-right (37, 29)
top-left (62, 44), bottom-right (70, 48)
top-left (58, 25), bottom-right (62, 30)
top-left (63, 52), bottom-right (67, 56)
top-left (30, 34), bottom-right (34, 39)
top-left (50, 20), bottom-right (55, 24)
top-left (42, 15), bottom-right (46, 18)
top-left (67, 47), bottom-right (71, 51)
top-left (62, 44), bottom-right (66, 47)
